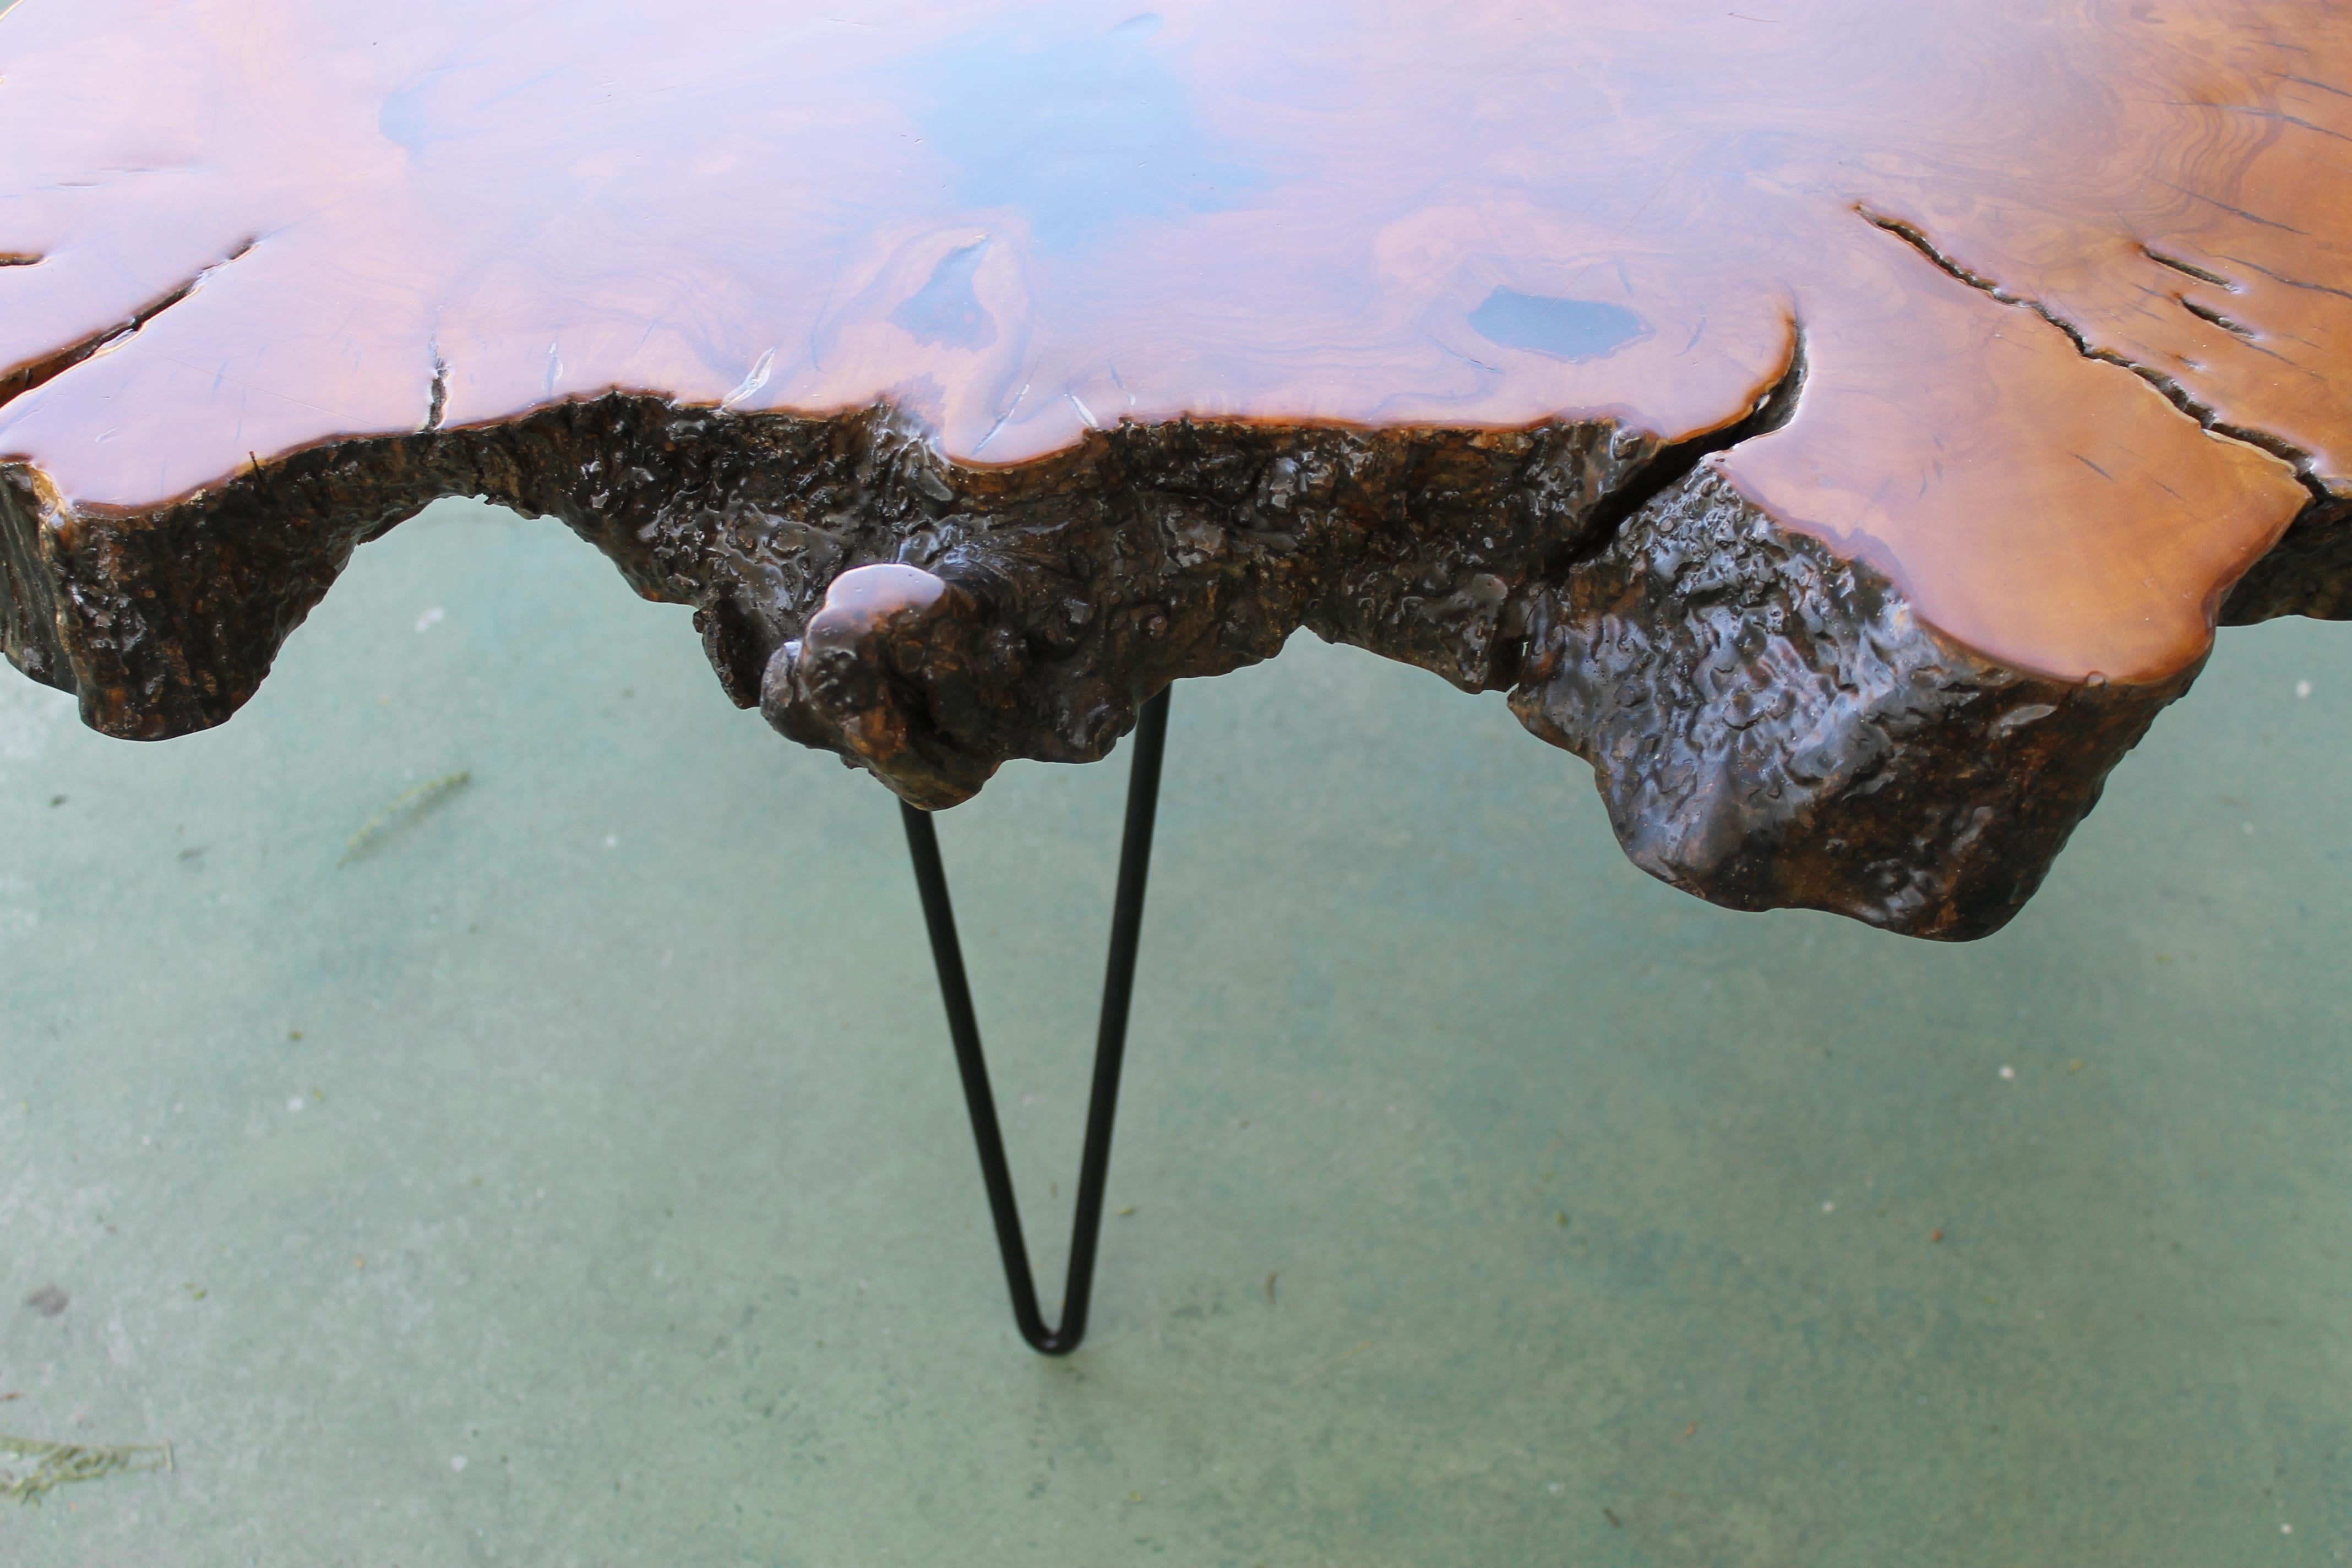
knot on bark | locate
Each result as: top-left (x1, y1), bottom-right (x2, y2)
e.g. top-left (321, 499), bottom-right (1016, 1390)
top-left (760, 562), bottom-right (1030, 808)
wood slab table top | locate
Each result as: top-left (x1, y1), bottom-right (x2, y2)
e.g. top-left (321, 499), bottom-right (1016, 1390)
top-left (1, 0), bottom-right (2347, 937)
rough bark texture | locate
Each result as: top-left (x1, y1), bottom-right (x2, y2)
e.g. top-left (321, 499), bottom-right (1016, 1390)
top-left (10, 390), bottom-right (2335, 941)
top-left (1509, 469), bottom-right (2200, 938)
top-left (3, 0), bottom-right (2338, 689)
top-left (2221, 493), bottom-right (2352, 627)
top-left (6, 0), bottom-right (2349, 943)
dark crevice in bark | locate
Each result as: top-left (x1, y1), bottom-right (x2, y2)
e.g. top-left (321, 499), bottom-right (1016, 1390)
top-left (1575, 327), bottom-right (1807, 559)
top-left (0, 238), bottom-right (256, 411)
top-left (1485, 328), bottom-right (1805, 690)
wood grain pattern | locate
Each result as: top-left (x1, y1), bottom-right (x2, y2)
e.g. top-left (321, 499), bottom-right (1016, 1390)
top-left (0, 0), bottom-right (2346, 935)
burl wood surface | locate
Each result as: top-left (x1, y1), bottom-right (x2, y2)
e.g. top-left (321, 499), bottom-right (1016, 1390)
top-left (2, 0), bottom-right (2348, 936)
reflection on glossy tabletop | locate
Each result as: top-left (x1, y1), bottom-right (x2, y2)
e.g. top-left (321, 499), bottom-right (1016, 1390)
top-left (3, 0), bottom-right (2350, 938)
top-left (0, 0), bottom-right (2344, 680)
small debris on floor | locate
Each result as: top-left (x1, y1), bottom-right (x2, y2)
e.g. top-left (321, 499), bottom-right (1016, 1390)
top-left (23, 1286), bottom-right (67, 1318)
top-left (1265, 1271), bottom-right (1277, 1305)
top-left (340, 771), bottom-right (471, 865)
top-left (0, 1435), bottom-right (172, 1505)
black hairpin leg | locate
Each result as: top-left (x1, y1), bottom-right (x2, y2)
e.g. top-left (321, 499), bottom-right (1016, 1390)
top-left (899, 688), bottom-right (1172, 1355)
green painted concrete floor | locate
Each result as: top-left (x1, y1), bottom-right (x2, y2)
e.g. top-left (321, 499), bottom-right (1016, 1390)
top-left (1, 499), bottom-right (2348, 1566)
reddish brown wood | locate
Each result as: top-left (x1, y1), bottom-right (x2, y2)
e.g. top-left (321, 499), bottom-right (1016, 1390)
top-left (1, 0), bottom-right (2346, 935)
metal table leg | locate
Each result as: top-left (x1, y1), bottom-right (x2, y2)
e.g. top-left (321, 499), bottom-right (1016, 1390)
top-left (898, 688), bottom-right (1172, 1355)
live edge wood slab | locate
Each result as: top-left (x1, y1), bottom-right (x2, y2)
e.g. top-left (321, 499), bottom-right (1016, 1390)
top-left (1, 0), bottom-right (2347, 938)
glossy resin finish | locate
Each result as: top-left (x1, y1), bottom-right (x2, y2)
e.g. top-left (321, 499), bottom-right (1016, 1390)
top-left (2, 0), bottom-right (2348, 935)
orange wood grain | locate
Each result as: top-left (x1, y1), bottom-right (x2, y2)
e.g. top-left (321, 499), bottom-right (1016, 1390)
top-left (0, 0), bottom-right (2342, 682)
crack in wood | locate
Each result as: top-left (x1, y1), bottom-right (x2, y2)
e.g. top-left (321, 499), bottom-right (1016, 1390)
top-left (1858, 205), bottom-right (2327, 503)
top-left (2214, 251), bottom-right (2352, 306)
top-left (0, 238), bottom-right (258, 412)
top-left (0, 0), bottom-right (2343, 941)
top-left (2208, 101), bottom-right (2352, 145)
top-left (2143, 248), bottom-right (2238, 291)
top-left (2180, 298), bottom-right (2257, 340)
top-left (2159, 180), bottom-right (2311, 238)
top-left (1575, 323), bottom-right (1806, 562)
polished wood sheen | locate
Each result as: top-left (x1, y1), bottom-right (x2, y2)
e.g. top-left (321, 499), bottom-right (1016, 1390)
top-left (0, 0), bottom-right (2344, 684)
top-left (4, 0), bottom-right (2352, 938)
